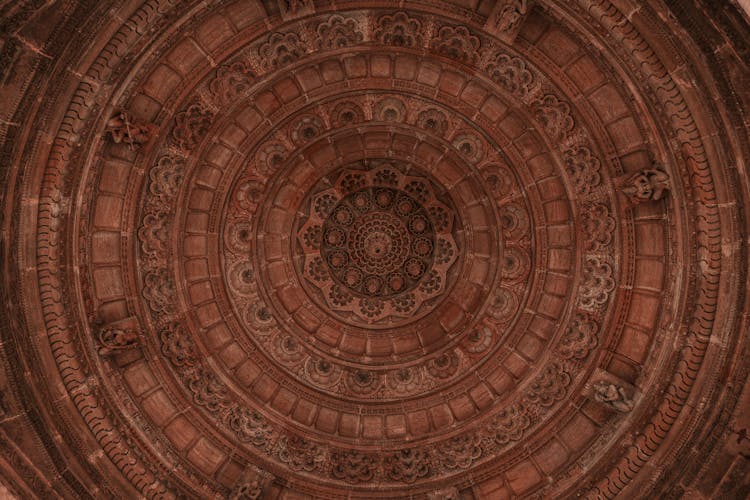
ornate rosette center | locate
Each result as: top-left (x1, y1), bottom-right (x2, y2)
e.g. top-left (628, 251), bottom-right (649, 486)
top-left (296, 164), bottom-right (458, 325)
top-left (321, 187), bottom-right (433, 297)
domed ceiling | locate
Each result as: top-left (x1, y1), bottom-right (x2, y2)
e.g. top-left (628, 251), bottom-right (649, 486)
top-left (1, 0), bottom-right (749, 498)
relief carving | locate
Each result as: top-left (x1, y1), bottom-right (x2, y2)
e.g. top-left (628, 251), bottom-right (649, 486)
top-left (426, 351), bottom-right (461, 380)
top-left (138, 211), bottom-right (170, 257)
top-left (160, 321), bottom-right (198, 367)
top-left (305, 357), bottom-right (343, 387)
top-left (592, 381), bottom-right (635, 413)
top-left (330, 101), bottom-right (365, 128)
top-left (534, 94), bottom-right (574, 141)
top-left (278, 0), bottom-right (314, 20)
top-left (259, 32), bottom-right (307, 71)
top-left (208, 61), bottom-right (255, 105)
top-left (564, 145), bottom-right (602, 196)
top-left (452, 132), bottom-right (485, 163)
top-left (185, 368), bottom-right (228, 413)
top-left (581, 203), bottom-right (615, 252)
top-left (374, 97), bottom-right (407, 122)
top-left (436, 434), bottom-right (482, 469)
top-left (172, 102), bottom-right (213, 151)
top-left (483, 52), bottom-right (535, 96)
top-left (99, 325), bottom-right (141, 356)
top-left (226, 407), bottom-right (274, 448)
top-left (620, 166), bottom-right (670, 205)
top-left (290, 114), bottom-right (324, 145)
top-left (142, 268), bottom-right (176, 314)
top-left (486, 0), bottom-right (532, 42)
top-left (148, 155), bottom-right (184, 201)
top-left (11, 0), bottom-right (741, 497)
top-left (416, 108), bottom-right (449, 136)
top-left (428, 486), bottom-right (460, 500)
top-left (463, 325), bottom-right (493, 354)
top-left (329, 450), bottom-right (377, 483)
top-left (315, 15), bottom-right (363, 50)
top-left (345, 369), bottom-right (382, 396)
top-left (578, 257), bottom-right (616, 311)
top-left (295, 164), bottom-right (458, 325)
top-left (375, 12), bottom-right (423, 48)
top-left (386, 366), bottom-right (423, 393)
top-left (558, 313), bottom-right (599, 361)
top-left (384, 448), bottom-right (432, 483)
top-left (278, 436), bottom-right (327, 472)
top-left (230, 481), bottom-right (263, 500)
top-left (524, 362), bottom-right (571, 407)
top-left (431, 25), bottom-right (480, 63)
top-left (487, 287), bottom-right (519, 321)
top-left (494, 0), bottom-right (528, 33)
top-left (230, 466), bottom-right (273, 500)
top-left (488, 402), bottom-right (530, 445)
top-left (105, 110), bottom-right (152, 146)
top-left (256, 142), bottom-right (288, 175)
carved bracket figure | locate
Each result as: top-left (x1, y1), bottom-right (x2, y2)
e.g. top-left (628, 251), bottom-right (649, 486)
top-left (619, 165), bottom-right (670, 205)
top-left (96, 316), bottom-right (141, 356)
top-left (485, 0), bottom-right (533, 43)
top-left (230, 466), bottom-right (273, 499)
top-left (592, 381), bottom-right (635, 413)
top-left (585, 368), bottom-right (637, 413)
top-left (98, 327), bottom-right (139, 356)
top-left (278, 0), bottom-right (314, 20)
top-left (428, 487), bottom-right (460, 500)
top-left (105, 110), bottom-right (152, 147)
top-left (230, 480), bottom-right (263, 500)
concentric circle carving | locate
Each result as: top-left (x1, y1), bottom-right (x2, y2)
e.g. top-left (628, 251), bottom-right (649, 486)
top-left (296, 164), bottom-right (458, 325)
top-left (3, 2), bottom-right (748, 499)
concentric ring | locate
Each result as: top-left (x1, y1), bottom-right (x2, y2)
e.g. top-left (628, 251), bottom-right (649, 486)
top-left (3, 2), bottom-right (747, 499)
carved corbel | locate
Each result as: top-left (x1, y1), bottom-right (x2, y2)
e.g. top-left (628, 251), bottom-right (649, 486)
top-left (485, 0), bottom-right (533, 43)
top-left (96, 316), bottom-right (141, 356)
top-left (586, 369), bottom-right (637, 413)
top-left (277, 0), bottom-right (314, 21)
top-left (230, 466), bottom-right (274, 500)
top-left (617, 165), bottom-right (670, 206)
top-left (593, 381), bottom-right (634, 412)
top-left (105, 110), bottom-right (153, 147)
top-left (428, 486), bottom-right (460, 500)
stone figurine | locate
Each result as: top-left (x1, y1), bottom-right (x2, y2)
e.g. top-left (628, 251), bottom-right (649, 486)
top-left (593, 381), bottom-right (635, 412)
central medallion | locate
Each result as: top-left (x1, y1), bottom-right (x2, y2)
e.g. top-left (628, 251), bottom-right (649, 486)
top-left (296, 163), bottom-right (459, 326)
top-left (321, 187), bottom-right (434, 299)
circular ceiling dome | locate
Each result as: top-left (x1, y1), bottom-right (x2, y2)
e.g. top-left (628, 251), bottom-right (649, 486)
top-left (1, 1), bottom-right (749, 499)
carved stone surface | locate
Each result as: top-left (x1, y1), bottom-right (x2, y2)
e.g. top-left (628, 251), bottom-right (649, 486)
top-left (105, 111), bottom-right (152, 146)
top-left (620, 166), bottom-right (671, 204)
top-left (278, 0), bottom-right (314, 20)
top-left (428, 486), bottom-right (460, 500)
top-left (295, 163), bottom-right (459, 325)
top-left (592, 381), bottom-right (635, 413)
top-left (98, 326), bottom-right (140, 356)
top-left (486, 0), bottom-right (532, 41)
top-left (0, 1), bottom-right (748, 499)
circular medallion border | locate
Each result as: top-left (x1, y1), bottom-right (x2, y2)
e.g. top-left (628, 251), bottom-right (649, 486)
top-left (9, 1), bottom-right (742, 499)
